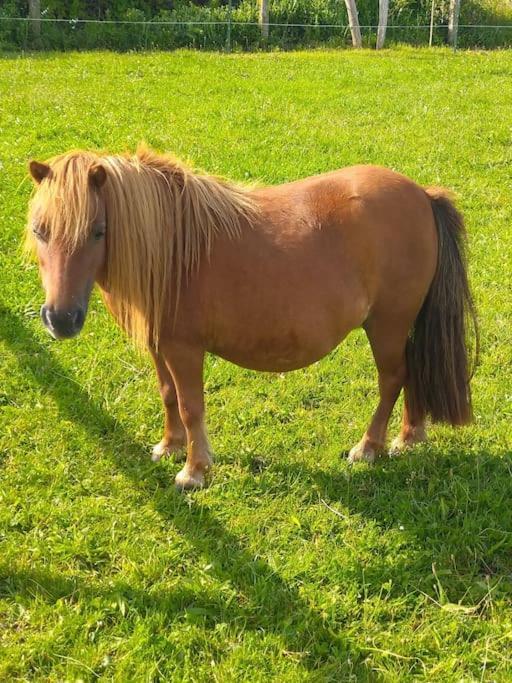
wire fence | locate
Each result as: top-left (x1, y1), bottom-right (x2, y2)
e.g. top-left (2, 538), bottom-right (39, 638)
top-left (1, 15), bottom-right (511, 52)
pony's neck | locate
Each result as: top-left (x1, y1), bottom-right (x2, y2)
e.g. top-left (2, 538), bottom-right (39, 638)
top-left (100, 148), bottom-right (257, 348)
top-left (108, 148), bottom-right (256, 248)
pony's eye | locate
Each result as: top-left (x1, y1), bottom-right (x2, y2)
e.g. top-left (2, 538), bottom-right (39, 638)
top-left (33, 228), bottom-right (48, 243)
top-left (93, 229), bottom-right (105, 241)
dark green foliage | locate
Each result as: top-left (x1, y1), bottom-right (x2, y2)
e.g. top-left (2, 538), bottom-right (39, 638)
top-left (0, 0), bottom-right (511, 49)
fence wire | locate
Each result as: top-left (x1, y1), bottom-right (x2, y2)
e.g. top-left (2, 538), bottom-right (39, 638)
top-left (1, 15), bottom-right (511, 52)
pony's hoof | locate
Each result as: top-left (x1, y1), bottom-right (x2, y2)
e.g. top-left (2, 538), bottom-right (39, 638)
top-left (389, 429), bottom-right (427, 456)
top-left (389, 437), bottom-right (406, 457)
top-left (151, 441), bottom-right (168, 462)
top-left (151, 439), bottom-right (186, 463)
top-left (175, 466), bottom-right (206, 491)
top-left (347, 442), bottom-right (377, 464)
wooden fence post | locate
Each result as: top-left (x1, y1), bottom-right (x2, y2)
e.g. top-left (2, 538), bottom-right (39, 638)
top-left (259, 0), bottom-right (269, 40)
top-left (429, 0), bottom-right (435, 46)
top-left (448, 0), bottom-right (461, 48)
top-left (343, 0), bottom-right (362, 47)
top-left (376, 0), bottom-right (389, 49)
top-left (29, 0), bottom-right (41, 42)
top-left (226, 0), bottom-right (232, 52)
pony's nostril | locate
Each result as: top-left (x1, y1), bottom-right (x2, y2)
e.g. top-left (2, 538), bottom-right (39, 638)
top-left (40, 304), bottom-right (51, 328)
top-left (72, 308), bottom-right (85, 330)
top-left (41, 305), bottom-right (85, 339)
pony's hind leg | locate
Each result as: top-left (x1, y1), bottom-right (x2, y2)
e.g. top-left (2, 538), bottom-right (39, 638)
top-left (150, 349), bottom-right (186, 462)
top-left (348, 316), bottom-right (408, 464)
top-left (389, 384), bottom-right (427, 454)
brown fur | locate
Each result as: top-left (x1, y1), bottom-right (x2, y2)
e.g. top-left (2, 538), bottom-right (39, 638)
top-left (27, 148), bottom-right (478, 489)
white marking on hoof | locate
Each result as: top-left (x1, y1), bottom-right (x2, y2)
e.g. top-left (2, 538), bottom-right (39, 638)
top-left (151, 441), bottom-right (168, 462)
top-left (150, 439), bottom-right (186, 463)
top-left (389, 437), bottom-right (405, 457)
top-left (175, 466), bottom-right (206, 491)
top-left (389, 430), bottom-right (427, 457)
top-left (347, 442), bottom-right (376, 464)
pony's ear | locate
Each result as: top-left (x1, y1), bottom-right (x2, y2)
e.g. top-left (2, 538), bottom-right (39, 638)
top-left (89, 164), bottom-right (107, 189)
top-left (29, 160), bottom-right (51, 184)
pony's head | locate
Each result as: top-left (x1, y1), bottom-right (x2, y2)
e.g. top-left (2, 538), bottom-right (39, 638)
top-left (27, 152), bottom-right (107, 340)
top-left (27, 146), bottom-right (257, 347)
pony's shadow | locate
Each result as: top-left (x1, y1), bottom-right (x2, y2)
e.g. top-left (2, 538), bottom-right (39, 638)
top-left (266, 447), bottom-right (512, 605)
top-left (0, 305), bottom-right (372, 679)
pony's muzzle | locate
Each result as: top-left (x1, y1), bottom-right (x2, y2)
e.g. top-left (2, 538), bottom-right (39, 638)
top-left (41, 304), bottom-right (85, 340)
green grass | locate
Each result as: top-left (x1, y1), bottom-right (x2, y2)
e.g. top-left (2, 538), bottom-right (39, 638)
top-left (1, 47), bottom-right (512, 681)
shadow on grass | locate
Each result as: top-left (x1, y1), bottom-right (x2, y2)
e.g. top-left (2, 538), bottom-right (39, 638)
top-left (267, 446), bottom-right (512, 606)
top-left (0, 305), bottom-right (373, 680)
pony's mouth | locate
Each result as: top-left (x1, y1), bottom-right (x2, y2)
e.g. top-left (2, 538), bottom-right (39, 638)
top-left (41, 304), bottom-right (86, 340)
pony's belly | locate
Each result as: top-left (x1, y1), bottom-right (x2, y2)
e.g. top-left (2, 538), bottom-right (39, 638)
top-left (209, 333), bottom-right (344, 373)
top-left (205, 293), bottom-right (369, 373)
top-left (213, 349), bottom-right (336, 372)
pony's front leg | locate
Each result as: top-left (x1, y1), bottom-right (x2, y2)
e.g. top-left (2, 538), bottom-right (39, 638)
top-left (164, 344), bottom-right (212, 490)
top-left (150, 349), bottom-right (186, 462)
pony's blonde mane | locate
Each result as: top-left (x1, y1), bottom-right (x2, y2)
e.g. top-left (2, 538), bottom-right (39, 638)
top-left (27, 146), bottom-right (258, 347)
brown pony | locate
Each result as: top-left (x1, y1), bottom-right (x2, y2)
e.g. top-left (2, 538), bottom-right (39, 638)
top-left (26, 147), bottom-right (478, 489)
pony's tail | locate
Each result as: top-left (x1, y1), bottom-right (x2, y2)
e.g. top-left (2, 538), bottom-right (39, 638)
top-left (406, 188), bottom-right (479, 425)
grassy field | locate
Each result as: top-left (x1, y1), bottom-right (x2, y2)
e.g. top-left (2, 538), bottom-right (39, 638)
top-left (0, 48), bottom-right (511, 681)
